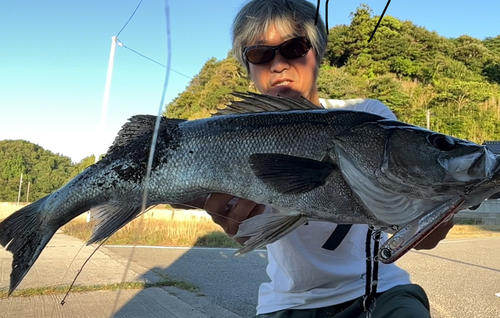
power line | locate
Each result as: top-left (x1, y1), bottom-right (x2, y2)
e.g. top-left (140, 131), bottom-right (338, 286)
top-left (116, 39), bottom-right (193, 80)
top-left (116, 0), bottom-right (144, 37)
top-left (113, 0), bottom-right (193, 81)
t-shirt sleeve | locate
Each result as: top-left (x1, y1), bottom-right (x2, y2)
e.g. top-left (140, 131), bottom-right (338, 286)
top-left (321, 98), bottom-right (397, 120)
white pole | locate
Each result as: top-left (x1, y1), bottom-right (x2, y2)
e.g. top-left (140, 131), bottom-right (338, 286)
top-left (17, 173), bottom-right (23, 205)
top-left (426, 109), bottom-right (430, 130)
top-left (26, 181), bottom-right (30, 203)
top-left (89, 36), bottom-right (118, 223)
top-left (95, 35), bottom-right (119, 163)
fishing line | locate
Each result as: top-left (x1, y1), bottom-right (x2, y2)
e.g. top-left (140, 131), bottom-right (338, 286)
top-left (314, 0), bottom-right (329, 34)
top-left (110, 0), bottom-right (172, 315)
top-left (175, 201), bottom-right (388, 262)
top-left (60, 240), bottom-right (108, 306)
top-left (368, 0), bottom-right (392, 43)
top-left (314, 0), bottom-right (392, 40)
top-left (48, 241), bottom-right (87, 316)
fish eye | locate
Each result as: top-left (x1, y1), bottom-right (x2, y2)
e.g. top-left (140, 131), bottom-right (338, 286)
top-left (427, 133), bottom-right (456, 151)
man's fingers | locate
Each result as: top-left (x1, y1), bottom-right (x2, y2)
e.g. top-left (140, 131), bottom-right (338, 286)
top-left (175, 193), bottom-right (267, 237)
top-left (223, 199), bottom-right (258, 235)
top-left (204, 193), bottom-right (235, 215)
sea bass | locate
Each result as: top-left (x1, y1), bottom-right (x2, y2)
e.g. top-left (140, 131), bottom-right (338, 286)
top-left (1, 92), bottom-right (500, 295)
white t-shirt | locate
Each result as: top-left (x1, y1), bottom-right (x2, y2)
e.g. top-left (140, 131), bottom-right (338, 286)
top-left (256, 98), bottom-right (411, 315)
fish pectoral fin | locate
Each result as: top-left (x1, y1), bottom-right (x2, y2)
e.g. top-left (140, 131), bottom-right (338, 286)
top-left (87, 203), bottom-right (149, 244)
top-left (234, 213), bottom-right (309, 255)
top-left (249, 153), bottom-right (337, 194)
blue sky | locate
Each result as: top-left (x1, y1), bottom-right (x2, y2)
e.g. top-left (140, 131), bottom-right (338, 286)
top-left (1, 0), bottom-right (499, 163)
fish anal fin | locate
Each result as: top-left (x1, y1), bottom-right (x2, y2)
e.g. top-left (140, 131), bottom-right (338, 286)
top-left (249, 153), bottom-right (337, 194)
top-left (87, 203), bottom-right (147, 244)
top-left (234, 213), bottom-right (309, 255)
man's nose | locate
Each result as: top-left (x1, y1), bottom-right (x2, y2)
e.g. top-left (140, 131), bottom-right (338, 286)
top-left (270, 51), bottom-right (290, 73)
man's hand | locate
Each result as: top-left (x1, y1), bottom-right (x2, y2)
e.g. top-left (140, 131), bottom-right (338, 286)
top-left (171, 193), bottom-right (267, 244)
top-left (413, 216), bottom-right (455, 250)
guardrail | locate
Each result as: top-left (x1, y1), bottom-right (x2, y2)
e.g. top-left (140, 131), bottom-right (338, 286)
top-left (456, 200), bottom-right (500, 225)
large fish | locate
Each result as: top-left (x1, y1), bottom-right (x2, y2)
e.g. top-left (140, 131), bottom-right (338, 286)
top-left (1, 92), bottom-right (499, 295)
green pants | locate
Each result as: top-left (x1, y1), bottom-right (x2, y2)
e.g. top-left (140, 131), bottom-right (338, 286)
top-left (255, 284), bottom-right (430, 318)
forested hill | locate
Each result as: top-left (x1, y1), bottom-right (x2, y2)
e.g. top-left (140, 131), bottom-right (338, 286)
top-left (166, 5), bottom-right (500, 144)
top-left (0, 140), bottom-right (94, 202)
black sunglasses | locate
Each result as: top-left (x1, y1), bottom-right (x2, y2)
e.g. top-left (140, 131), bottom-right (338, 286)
top-left (243, 36), bottom-right (312, 65)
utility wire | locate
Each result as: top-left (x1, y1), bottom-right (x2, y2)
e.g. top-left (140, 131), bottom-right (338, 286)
top-left (116, 0), bottom-right (144, 37)
top-left (114, 0), bottom-right (191, 80)
top-left (117, 40), bottom-right (193, 80)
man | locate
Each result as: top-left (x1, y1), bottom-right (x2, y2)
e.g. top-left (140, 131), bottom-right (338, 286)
top-left (179, 0), bottom-right (454, 316)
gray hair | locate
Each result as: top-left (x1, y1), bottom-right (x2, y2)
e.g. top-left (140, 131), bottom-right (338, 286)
top-left (232, 0), bottom-right (328, 73)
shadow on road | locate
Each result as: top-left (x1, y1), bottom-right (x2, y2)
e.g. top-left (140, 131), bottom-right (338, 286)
top-left (110, 232), bottom-right (269, 317)
top-left (412, 250), bottom-right (500, 273)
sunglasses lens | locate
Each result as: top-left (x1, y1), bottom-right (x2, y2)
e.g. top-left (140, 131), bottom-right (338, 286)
top-left (280, 37), bottom-right (311, 59)
top-left (244, 37), bottom-right (312, 65)
top-left (246, 47), bottom-right (275, 64)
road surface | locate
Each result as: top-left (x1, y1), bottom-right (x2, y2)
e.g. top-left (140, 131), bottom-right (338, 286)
top-left (105, 237), bottom-right (500, 318)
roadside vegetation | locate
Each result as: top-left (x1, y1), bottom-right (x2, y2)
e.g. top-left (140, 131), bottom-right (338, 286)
top-left (61, 216), bottom-right (241, 248)
top-left (446, 221), bottom-right (500, 239)
top-left (58, 215), bottom-right (500, 248)
top-left (0, 272), bottom-right (199, 298)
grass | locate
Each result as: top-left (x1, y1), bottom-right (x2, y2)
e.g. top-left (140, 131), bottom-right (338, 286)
top-left (0, 273), bottom-right (199, 298)
top-left (445, 223), bottom-right (500, 239)
top-left (61, 216), bottom-right (500, 248)
top-left (61, 216), bottom-right (241, 248)
top-left (5, 212), bottom-right (500, 248)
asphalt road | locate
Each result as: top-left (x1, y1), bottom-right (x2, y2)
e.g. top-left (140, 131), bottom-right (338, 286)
top-left (397, 237), bottom-right (500, 318)
top-left (103, 246), bottom-right (269, 317)
top-left (106, 237), bottom-right (500, 318)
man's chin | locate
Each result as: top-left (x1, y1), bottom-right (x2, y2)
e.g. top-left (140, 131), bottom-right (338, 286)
top-left (268, 87), bottom-right (304, 101)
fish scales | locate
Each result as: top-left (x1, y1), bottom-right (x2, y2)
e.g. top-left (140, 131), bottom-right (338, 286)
top-left (2, 92), bottom-right (500, 295)
top-left (146, 109), bottom-right (382, 223)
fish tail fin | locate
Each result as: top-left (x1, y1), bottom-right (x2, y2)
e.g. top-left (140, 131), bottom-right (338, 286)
top-left (0, 195), bottom-right (56, 295)
top-left (86, 203), bottom-right (144, 245)
top-left (234, 213), bottom-right (309, 255)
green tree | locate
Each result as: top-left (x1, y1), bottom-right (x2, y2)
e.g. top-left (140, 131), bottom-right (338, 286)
top-left (0, 140), bottom-right (81, 201)
top-left (166, 53), bottom-right (252, 119)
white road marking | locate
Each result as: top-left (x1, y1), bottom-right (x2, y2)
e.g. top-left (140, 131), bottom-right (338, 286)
top-left (104, 245), bottom-right (267, 252)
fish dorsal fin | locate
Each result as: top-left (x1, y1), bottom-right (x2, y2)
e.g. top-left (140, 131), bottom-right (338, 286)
top-left (213, 92), bottom-right (320, 116)
top-left (107, 115), bottom-right (185, 155)
top-left (249, 153), bottom-right (337, 194)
